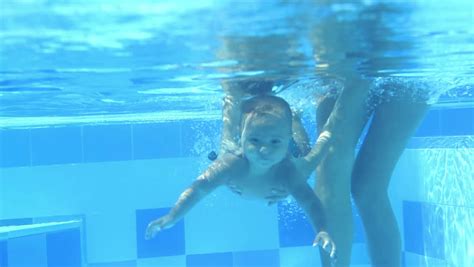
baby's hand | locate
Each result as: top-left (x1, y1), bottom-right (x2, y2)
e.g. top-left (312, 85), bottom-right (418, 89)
top-left (145, 214), bottom-right (175, 240)
top-left (313, 231), bottom-right (337, 260)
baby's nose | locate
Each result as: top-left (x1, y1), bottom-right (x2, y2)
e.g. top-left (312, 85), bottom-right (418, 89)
top-left (259, 146), bottom-right (271, 154)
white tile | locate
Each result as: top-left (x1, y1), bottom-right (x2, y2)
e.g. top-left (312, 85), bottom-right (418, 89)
top-left (127, 158), bottom-right (201, 209)
top-left (85, 210), bottom-right (137, 263)
top-left (417, 148), bottom-right (474, 206)
top-left (137, 255), bottom-right (186, 267)
top-left (184, 187), bottom-right (280, 254)
top-left (279, 246), bottom-right (322, 267)
top-left (1, 158), bottom-right (200, 219)
top-left (2, 165), bottom-right (84, 218)
top-left (443, 206), bottom-right (473, 267)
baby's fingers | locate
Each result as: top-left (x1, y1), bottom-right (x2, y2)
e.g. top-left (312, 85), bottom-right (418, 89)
top-left (329, 245), bottom-right (337, 260)
top-left (145, 221), bottom-right (162, 240)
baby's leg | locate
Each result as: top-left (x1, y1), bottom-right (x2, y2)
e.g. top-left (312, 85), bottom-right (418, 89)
top-left (314, 92), bottom-right (369, 267)
top-left (351, 99), bottom-right (428, 266)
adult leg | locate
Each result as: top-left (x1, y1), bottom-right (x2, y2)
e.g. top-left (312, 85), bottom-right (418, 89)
top-left (351, 99), bottom-right (429, 266)
top-left (314, 91), bottom-right (370, 266)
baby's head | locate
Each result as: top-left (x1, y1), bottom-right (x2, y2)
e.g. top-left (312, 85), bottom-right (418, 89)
top-left (240, 95), bottom-right (293, 167)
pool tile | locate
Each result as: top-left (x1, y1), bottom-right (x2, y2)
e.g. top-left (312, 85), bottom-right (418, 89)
top-left (85, 211), bottom-right (136, 263)
top-left (415, 109), bottom-right (441, 137)
top-left (8, 234), bottom-right (48, 267)
top-left (0, 241), bottom-right (7, 267)
top-left (440, 108), bottom-right (474, 136)
top-left (402, 201), bottom-right (424, 255)
top-left (89, 260), bottom-right (137, 267)
top-left (30, 127), bottom-right (82, 166)
top-left (403, 252), bottom-right (447, 267)
top-left (233, 249), bottom-right (280, 267)
top-left (46, 229), bottom-right (82, 267)
top-left (136, 208), bottom-right (185, 258)
top-left (186, 252), bottom-right (233, 267)
top-left (184, 190), bottom-right (279, 254)
top-left (0, 218), bottom-right (33, 227)
top-left (83, 124), bottom-right (132, 162)
top-left (279, 246), bottom-right (321, 267)
top-left (136, 255), bottom-right (186, 267)
top-left (132, 122), bottom-right (182, 159)
top-left (277, 201), bottom-right (315, 247)
top-left (0, 129), bottom-right (30, 167)
top-left (422, 203), bottom-right (445, 259)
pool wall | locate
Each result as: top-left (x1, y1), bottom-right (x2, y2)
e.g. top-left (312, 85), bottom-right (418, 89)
top-left (0, 107), bottom-right (472, 267)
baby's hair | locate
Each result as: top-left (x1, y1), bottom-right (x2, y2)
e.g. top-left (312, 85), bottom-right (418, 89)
top-left (241, 95), bottom-right (292, 130)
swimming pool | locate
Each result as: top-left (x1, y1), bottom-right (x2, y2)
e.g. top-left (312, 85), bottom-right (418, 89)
top-left (0, 0), bottom-right (472, 266)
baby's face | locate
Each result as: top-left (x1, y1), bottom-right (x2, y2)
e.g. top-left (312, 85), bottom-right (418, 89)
top-left (241, 114), bottom-right (291, 167)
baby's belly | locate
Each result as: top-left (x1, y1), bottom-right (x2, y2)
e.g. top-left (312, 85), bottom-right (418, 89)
top-left (226, 184), bottom-right (289, 201)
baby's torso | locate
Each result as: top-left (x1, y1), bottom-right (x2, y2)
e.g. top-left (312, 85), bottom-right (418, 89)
top-left (225, 158), bottom-right (301, 201)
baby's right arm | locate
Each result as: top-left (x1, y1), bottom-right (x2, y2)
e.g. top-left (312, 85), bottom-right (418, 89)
top-left (145, 157), bottom-right (234, 239)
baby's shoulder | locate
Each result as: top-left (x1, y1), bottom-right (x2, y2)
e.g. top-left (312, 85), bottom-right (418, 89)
top-left (217, 152), bottom-right (247, 174)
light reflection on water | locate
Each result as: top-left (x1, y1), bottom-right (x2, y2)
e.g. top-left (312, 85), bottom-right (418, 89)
top-left (0, 0), bottom-right (473, 126)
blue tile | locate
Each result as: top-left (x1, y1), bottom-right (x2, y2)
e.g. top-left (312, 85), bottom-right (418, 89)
top-left (415, 110), bottom-right (441, 137)
top-left (0, 218), bottom-right (33, 227)
top-left (277, 202), bottom-right (315, 247)
top-left (186, 252), bottom-right (233, 267)
top-left (402, 201), bottom-right (424, 255)
top-left (0, 129), bottom-right (30, 167)
top-left (181, 120), bottom-right (221, 157)
top-left (83, 124), bottom-right (132, 162)
top-left (31, 127), bottom-right (82, 165)
top-left (46, 229), bottom-right (82, 267)
top-left (440, 108), bottom-right (474, 136)
top-left (133, 122), bottom-right (182, 159)
top-left (422, 203), bottom-right (445, 259)
top-left (7, 234), bottom-right (47, 267)
top-left (0, 241), bottom-right (7, 267)
top-left (136, 208), bottom-right (185, 258)
top-left (233, 249), bottom-right (280, 267)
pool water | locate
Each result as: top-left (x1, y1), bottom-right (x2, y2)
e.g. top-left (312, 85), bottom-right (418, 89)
top-left (0, 0), bottom-right (473, 267)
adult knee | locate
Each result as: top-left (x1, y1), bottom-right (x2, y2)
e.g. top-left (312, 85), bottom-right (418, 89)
top-left (351, 179), bottom-right (389, 209)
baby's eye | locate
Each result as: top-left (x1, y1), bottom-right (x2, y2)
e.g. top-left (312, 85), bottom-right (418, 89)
top-left (250, 138), bottom-right (259, 144)
top-left (271, 139), bottom-right (282, 144)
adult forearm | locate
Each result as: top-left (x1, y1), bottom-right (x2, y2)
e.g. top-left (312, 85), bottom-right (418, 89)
top-left (322, 85), bottom-right (370, 141)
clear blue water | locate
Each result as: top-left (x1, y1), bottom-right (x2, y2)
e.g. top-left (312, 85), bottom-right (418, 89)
top-left (0, 1), bottom-right (473, 267)
top-left (0, 0), bottom-right (473, 127)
